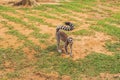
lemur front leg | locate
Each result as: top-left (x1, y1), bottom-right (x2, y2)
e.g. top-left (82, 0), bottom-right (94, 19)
top-left (64, 41), bottom-right (69, 55)
top-left (69, 43), bottom-right (73, 57)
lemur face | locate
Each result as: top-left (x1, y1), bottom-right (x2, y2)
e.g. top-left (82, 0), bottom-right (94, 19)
top-left (67, 37), bottom-right (73, 44)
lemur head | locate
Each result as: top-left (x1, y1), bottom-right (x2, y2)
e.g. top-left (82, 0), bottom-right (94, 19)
top-left (67, 37), bottom-right (73, 44)
top-left (64, 22), bottom-right (74, 29)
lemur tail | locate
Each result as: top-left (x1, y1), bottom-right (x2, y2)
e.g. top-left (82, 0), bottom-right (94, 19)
top-left (56, 22), bottom-right (74, 32)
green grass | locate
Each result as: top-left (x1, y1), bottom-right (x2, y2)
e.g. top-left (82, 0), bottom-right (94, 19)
top-left (98, 23), bottom-right (120, 38)
top-left (23, 40), bottom-right (41, 52)
top-left (73, 29), bottom-right (94, 36)
top-left (105, 41), bottom-right (120, 53)
top-left (1, 47), bottom-right (120, 79)
top-left (0, 48), bottom-right (36, 79)
top-left (6, 30), bottom-right (27, 40)
top-left (39, 12), bottom-right (58, 19)
top-left (1, 22), bottom-right (41, 52)
top-left (35, 50), bottom-right (120, 79)
top-left (104, 18), bottom-right (120, 25)
top-left (0, 5), bottom-right (15, 12)
top-left (112, 13), bottom-right (120, 20)
top-left (61, 3), bottom-right (82, 12)
top-left (90, 19), bottom-right (120, 39)
top-left (31, 31), bottom-right (50, 39)
top-left (2, 23), bottom-right (14, 30)
top-left (6, 71), bottom-right (20, 78)
top-left (25, 15), bottom-right (54, 27)
top-left (0, 48), bottom-right (27, 70)
top-left (0, 13), bottom-right (40, 31)
top-left (23, 5), bottom-right (63, 21)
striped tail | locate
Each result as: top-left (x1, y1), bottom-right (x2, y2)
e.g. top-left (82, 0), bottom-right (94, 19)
top-left (56, 22), bottom-right (74, 32)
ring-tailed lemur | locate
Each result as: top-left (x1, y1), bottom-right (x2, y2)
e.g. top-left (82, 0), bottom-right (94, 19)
top-left (56, 22), bottom-right (74, 57)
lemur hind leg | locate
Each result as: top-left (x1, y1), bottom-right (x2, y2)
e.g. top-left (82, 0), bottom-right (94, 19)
top-left (56, 32), bottom-right (62, 53)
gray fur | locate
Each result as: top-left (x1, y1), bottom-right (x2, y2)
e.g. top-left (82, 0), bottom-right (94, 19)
top-left (56, 22), bottom-right (74, 57)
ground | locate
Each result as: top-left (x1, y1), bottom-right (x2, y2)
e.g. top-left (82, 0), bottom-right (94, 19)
top-left (0, 0), bottom-right (120, 80)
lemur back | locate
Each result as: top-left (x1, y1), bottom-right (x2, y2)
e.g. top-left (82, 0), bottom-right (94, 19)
top-left (56, 22), bottom-right (74, 57)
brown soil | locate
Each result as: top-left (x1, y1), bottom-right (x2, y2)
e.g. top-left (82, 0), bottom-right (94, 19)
top-left (72, 32), bottom-right (113, 60)
top-left (81, 73), bottom-right (120, 80)
top-left (22, 47), bottom-right (36, 60)
top-left (0, 24), bottom-right (23, 48)
top-left (7, 21), bottom-right (33, 36)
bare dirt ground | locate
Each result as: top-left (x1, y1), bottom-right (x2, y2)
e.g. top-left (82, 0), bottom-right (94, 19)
top-left (72, 32), bottom-right (113, 60)
top-left (81, 73), bottom-right (120, 80)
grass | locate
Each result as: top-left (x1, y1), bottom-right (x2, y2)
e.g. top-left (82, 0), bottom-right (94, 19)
top-left (39, 12), bottom-right (58, 19)
top-left (90, 19), bottom-right (120, 39)
top-left (0, 0), bottom-right (120, 80)
top-left (1, 47), bottom-right (120, 80)
top-left (35, 50), bottom-right (120, 79)
top-left (104, 18), bottom-right (120, 25)
top-left (31, 31), bottom-right (50, 39)
top-left (73, 29), bottom-right (94, 36)
top-left (98, 22), bottom-right (120, 39)
top-left (0, 13), bottom-right (40, 31)
top-left (6, 71), bottom-right (20, 78)
top-left (1, 22), bottom-right (41, 52)
top-left (1, 22), bottom-right (14, 30)
top-left (0, 48), bottom-right (27, 70)
top-left (0, 5), bottom-right (15, 12)
top-left (6, 30), bottom-right (27, 40)
top-left (25, 14), bottom-right (54, 27)
top-left (23, 40), bottom-right (41, 52)
top-left (105, 41), bottom-right (120, 53)
top-left (112, 13), bottom-right (120, 20)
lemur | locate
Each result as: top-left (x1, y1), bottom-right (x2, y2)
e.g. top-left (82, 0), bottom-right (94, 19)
top-left (56, 22), bottom-right (74, 57)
